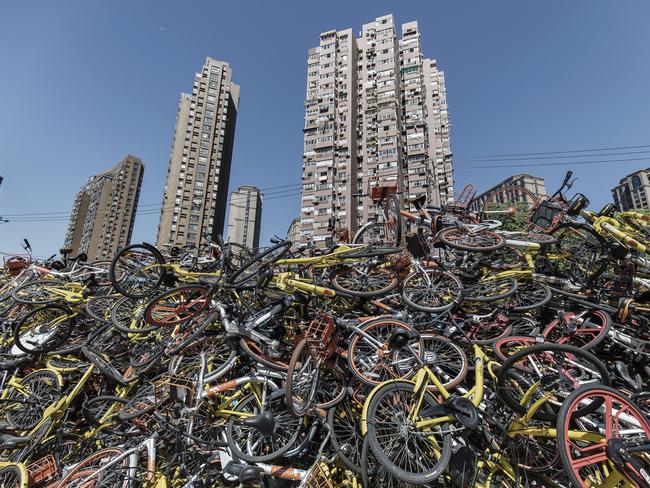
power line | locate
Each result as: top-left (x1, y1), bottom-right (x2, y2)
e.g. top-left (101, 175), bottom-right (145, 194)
top-left (456, 143), bottom-right (650, 160)
top-left (464, 156), bottom-right (650, 170)
top-left (455, 149), bottom-right (650, 164)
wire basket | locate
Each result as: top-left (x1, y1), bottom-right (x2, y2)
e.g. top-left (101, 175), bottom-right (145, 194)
top-left (28, 455), bottom-right (59, 485)
top-left (370, 185), bottom-right (397, 203)
top-left (529, 199), bottom-right (565, 231)
top-left (303, 312), bottom-right (337, 361)
top-left (304, 462), bottom-right (335, 488)
top-left (4, 256), bottom-right (29, 276)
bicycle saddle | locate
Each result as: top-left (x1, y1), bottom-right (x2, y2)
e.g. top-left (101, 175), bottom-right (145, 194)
top-left (241, 410), bottom-right (275, 437)
top-left (0, 422), bottom-right (19, 433)
top-left (59, 247), bottom-right (73, 256)
top-left (0, 433), bottom-right (30, 450)
top-left (0, 356), bottom-right (31, 370)
top-left (407, 194), bottom-right (427, 209)
top-left (224, 462), bottom-right (263, 483)
top-left (614, 361), bottom-right (643, 393)
top-left (387, 327), bottom-right (420, 349)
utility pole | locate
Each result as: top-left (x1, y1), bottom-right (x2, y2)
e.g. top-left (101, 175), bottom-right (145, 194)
top-left (0, 175), bottom-right (7, 224)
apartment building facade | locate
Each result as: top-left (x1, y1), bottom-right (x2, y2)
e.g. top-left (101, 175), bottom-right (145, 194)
top-left (471, 174), bottom-right (547, 212)
top-left (299, 15), bottom-right (453, 244)
top-left (612, 168), bottom-right (650, 212)
top-left (63, 155), bottom-right (143, 261)
top-left (226, 185), bottom-right (262, 248)
top-left (157, 57), bottom-right (240, 249)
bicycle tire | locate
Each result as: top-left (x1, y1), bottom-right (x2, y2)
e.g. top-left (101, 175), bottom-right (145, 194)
top-left (285, 338), bottom-right (321, 417)
top-left (546, 223), bottom-right (609, 285)
top-left (464, 276), bottom-right (518, 302)
top-left (12, 304), bottom-right (76, 355)
top-left (347, 318), bottom-right (423, 386)
top-left (421, 334), bottom-right (469, 390)
top-left (541, 309), bottom-right (612, 350)
top-left (496, 343), bottom-right (611, 422)
top-left (84, 294), bottom-right (120, 324)
top-left (365, 380), bottom-right (453, 484)
top-left (109, 243), bottom-right (166, 298)
top-left (386, 193), bottom-right (403, 246)
top-left (239, 338), bottom-right (290, 371)
top-left (52, 447), bottom-right (128, 488)
top-left (0, 464), bottom-right (28, 488)
top-left (110, 296), bottom-right (158, 334)
top-left (144, 285), bottom-right (210, 327)
top-left (11, 279), bottom-right (67, 305)
top-left (510, 280), bottom-right (552, 311)
top-left (438, 227), bottom-right (505, 252)
top-left (353, 222), bottom-right (392, 246)
top-left (401, 268), bottom-right (463, 312)
top-left (228, 241), bottom-right (291, 287)
top-left (557, 384), bottom-right (650, 488)
top-left (5, 369), bottom-right (62, 431)
top-left (329, 266), bottom-right (398, 298)
top-left (328, 401), bottom-right (363, 474)
top-left (226, 392), bottom-right (301, 463)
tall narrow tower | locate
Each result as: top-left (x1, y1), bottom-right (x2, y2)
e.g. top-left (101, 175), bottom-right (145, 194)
top-left (63, 155), bottom-right (143, 261)
top-left (299, 15), bottom-right (453, 244)
top-left (226, 185), bottom-right (263, 249)
top-left (157, 57), bottom-right (240, 248)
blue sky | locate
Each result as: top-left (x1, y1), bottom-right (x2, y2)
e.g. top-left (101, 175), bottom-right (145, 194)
top-left (1, 1), bottom-right (650, 257)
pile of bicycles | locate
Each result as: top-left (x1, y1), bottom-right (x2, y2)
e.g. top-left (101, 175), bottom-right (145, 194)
top-left (0, 171), bottom-right (649, 487)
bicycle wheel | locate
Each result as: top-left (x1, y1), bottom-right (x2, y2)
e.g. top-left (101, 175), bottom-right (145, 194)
top-left (226, 392), bottom-right (301, 463)
top-left (12, 304), bottom-right (76, 355)
top-left (464, 276), bottom-right (518, 302)
top-left (84, 294), bottom-right (121, 323)
top-left (492, 335), bottom-right (538, 362)
top-left (557, 384), bottom-right (650, 488)
top-left (168, 334), bottom-right (236, 382)
top-left (5, 369), bottom-right (61, 431)
top-left (461, 315), bottom-right (512, 345)
top-left (328, 401), bottom-right (363, 474)
top-left (509, 280), bottom-right (552, 312)
top-left (109, 243), bottom-right (166, 298)
top-left (89, 260), bottom-right (113, 288)
top-left (546, 223), bottom-right (609, 285)
top-left (401, 268), bottom-right (463, 313)
top-left (0, 464), bottom-right (28, 488)
top-left (144, 285), bottom-right (210, 327)
top-left (438, 227), bottom-right (505, 252)
top-left (239, 338), bottom-right (290, 372)
top-left (82, 395), bottom-right (135, 437)
top-left (541, 310), bottom-right (612, 350)
top-left (347, 318), bottom-right (423, 386)
top-left (11, 279), bottom-right (67, 305)
top-left (421, 334), bottom-right (469, 390)
top-left (110, 296), bottom-right (158, 334)
top-left (386, 193), bottom-right (403, 246)
top-left (53, 447), bottom-right (130, 488)
top-left (483, 186), bottom-right (540, 232)
top-left (496, 343), bottom-right (611, 422)
top-left (330, 266), bottom-right (398, 298)
top-left (118, 379), bottom-right (166, 421)
top-left (353, 222), bottom-right (392, 245)
top-left (285, 338), bottom-right (321, 416)
top-left (229, 241), bottom-right (290, 287)
top-left (365, 380), bottom-right (453, 484)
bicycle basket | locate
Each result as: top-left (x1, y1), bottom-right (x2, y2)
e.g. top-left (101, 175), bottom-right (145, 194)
top-left (530, 200), bottom-right (564, 230)
top-left (4, 256), bottom-right (28, 276)
top-left (370, 185), bottom-right (397, 203)
top-left (28, 455), bottom-right (59, 484)
top-left (304, 462), bottom-right (335, 488)
top-left (303, 312), bottom-right (337, 360)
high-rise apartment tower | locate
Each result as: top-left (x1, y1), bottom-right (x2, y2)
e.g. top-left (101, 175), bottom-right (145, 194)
top-left (157, 57), bottom-right (240, 248)
top-left (612, 168), bottom-right (650, 212)
top-left (300, 15), bottom-right (453, 244)
top-left (226, 185), bottom-right (262, 248)
top-left (63, 155), bottom-right (143, 261)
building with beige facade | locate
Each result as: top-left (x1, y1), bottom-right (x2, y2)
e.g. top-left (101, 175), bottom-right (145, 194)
top-left (299, 15), bottom-right (453, 244)
top-left (470, 174), bottom-right (547, 212)
top-left (226, 185), bottom-right (262, 249)
top-left (63, 155), bottom-right (143, 261)
top-left (157, 57), bottom-right (240, 249)
top-left (612, 168), bottom-right (650, 212)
